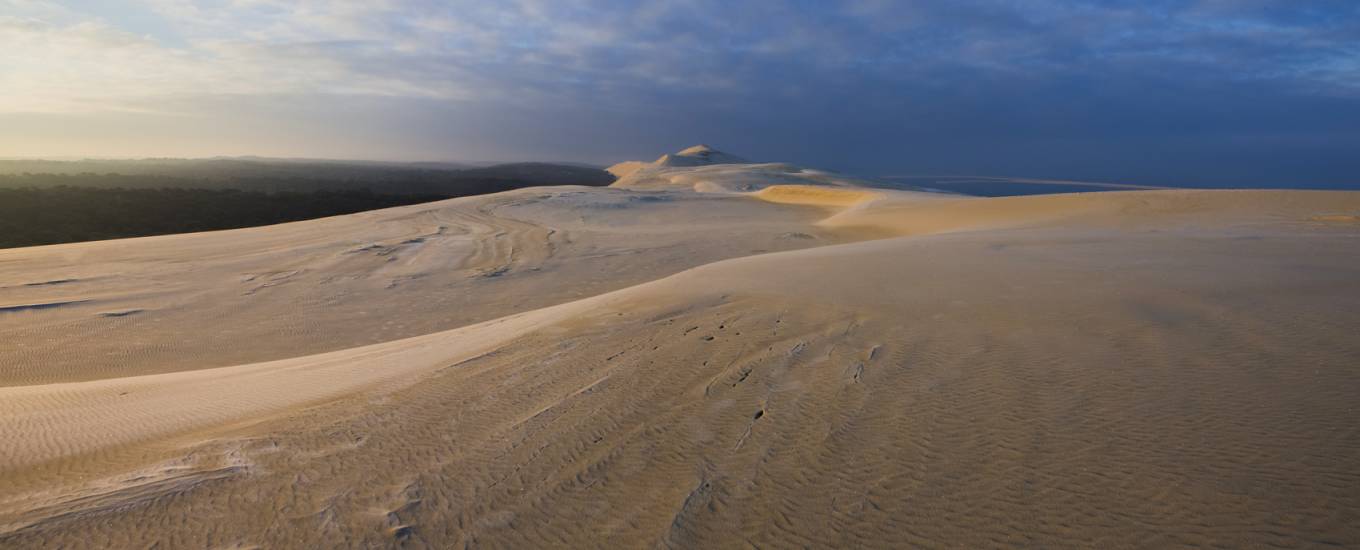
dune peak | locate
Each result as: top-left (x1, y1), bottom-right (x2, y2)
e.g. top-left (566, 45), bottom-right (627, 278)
top-left (609, 145), bottom-right (891, 192)
top-left (654, 144), bottom-right (748, 167)
top-left (607, 144), bottom-right (751, 183)
top-left (675, 144), bottom-right (729, 159)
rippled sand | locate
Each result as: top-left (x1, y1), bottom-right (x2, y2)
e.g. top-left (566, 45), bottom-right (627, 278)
top-left (2, 148), bottom-right (1359, 548)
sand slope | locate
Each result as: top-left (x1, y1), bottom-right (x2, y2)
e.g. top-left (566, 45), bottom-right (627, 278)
top-left (0, 186), bottom-right (847, 385)
top-left (3, 147), bottom-right (1360, 548)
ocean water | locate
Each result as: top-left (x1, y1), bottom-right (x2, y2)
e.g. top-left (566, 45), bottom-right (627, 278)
top-left (881, 176), bottom-right (1360, 197)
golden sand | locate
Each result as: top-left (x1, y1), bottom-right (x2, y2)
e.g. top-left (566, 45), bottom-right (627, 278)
top-left (2, 151), bottom-right (1359, 548)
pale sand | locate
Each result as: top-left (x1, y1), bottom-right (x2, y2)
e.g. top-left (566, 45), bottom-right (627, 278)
top-left (2, 147), bottom-right (1359, 548)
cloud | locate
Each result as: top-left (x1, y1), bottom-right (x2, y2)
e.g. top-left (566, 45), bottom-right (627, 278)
top-left (5, 0), bottom-right (1356, 112)
top-left (0, 0), bottom-right (1356, 184)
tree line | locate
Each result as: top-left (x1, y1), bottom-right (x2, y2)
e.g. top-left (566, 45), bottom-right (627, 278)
top-left (0, 186), bottom-right (450, 249)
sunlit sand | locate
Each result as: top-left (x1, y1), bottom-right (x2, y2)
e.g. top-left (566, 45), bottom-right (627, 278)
top-left (2, 147), bottom-right (1358, 547)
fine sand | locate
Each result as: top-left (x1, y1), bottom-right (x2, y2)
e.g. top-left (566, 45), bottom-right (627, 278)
top-left (2, 147), bottom-right (1359, 548)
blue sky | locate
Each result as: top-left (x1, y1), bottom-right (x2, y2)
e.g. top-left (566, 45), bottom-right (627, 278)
top-left (1, 0), bottom-right (1357, 185)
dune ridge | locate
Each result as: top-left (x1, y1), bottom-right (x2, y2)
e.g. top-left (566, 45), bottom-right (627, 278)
top-left (2, 146), bottom-right (1359, 548)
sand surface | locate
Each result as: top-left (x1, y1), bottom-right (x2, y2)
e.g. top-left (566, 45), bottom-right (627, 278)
top-left (2, 147), bottom-right (1359, 548)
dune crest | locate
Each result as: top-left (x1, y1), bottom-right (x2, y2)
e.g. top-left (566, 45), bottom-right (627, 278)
top-left (609, 145), bottom-right (886, 192)
top-left (656, 144), bottom-right (749, 167)
top-left (752, 184), bottom-right (886, 207)
top-left (3, 151), bottom-right (1360, 548)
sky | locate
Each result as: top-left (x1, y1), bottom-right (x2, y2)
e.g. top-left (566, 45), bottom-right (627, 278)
top-left (1, 0), bottom-right (1358, 185)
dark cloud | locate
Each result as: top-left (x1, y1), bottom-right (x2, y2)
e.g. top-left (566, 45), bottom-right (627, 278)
top-left (3, 0), bottom-right (1357, 186)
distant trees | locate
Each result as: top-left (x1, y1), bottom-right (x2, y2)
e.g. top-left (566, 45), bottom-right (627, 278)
top-left (0, 187), bottom-right (449, 249)
top-left (0, 160), bottom-right (615, 194)
top-left (0, 172), bottom-right (538, 195)
top-left (0, 161), bottom-right (615, 249)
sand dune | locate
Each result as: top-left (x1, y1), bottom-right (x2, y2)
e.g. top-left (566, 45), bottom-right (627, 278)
top-left (0, 186), bottom-right (846, 385)
top-left (2, 147), bottom-right (1359, 548)
top-left (609, 145), bottom-right (880, 193)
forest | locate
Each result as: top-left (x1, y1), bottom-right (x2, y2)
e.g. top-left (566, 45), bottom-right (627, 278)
top-left (0, 186), bottom-right (453, 249)
top-left (0, 159), bottom-right (614, 249)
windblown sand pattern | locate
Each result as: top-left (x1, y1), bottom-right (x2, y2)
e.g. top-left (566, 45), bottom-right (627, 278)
top-left (2, 147), bottom-right (1358, 548)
